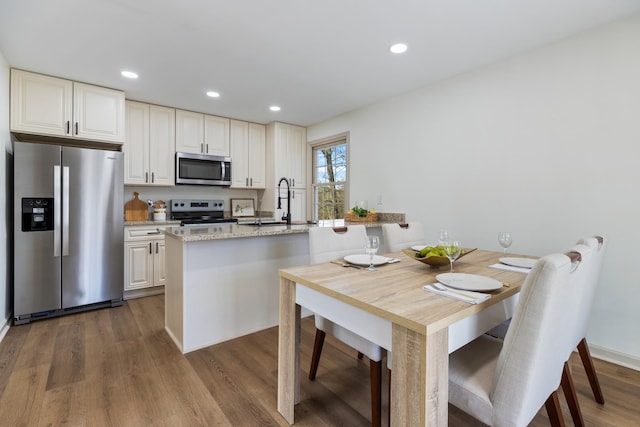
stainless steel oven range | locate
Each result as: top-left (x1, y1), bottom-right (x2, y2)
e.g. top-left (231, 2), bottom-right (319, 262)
top-left (170, 199), bottom-right (238, 226)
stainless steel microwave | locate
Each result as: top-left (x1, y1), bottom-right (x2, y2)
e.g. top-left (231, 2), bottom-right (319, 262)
top-left (175, 152), bottom-right (232, 186)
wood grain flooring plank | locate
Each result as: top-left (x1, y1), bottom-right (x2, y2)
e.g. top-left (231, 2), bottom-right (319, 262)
top-left (108, 302), bottom-right (142, 342)
top-left (37, 380), bottom-right (87, 427)
top-left (0, 364), bottom-right (49, 426)
top-left (0, 321), bottom-right (30, 398)
top-left (46, 321), bottom-right (85, 390)
top-left (12, 318), bottom-right (58, 371)
top-left (187, 348), bottom-right (284, 426)
top-left (127, 294), bottom-right (166, 335)
top-left (153, 356), bottom-right (232, 426)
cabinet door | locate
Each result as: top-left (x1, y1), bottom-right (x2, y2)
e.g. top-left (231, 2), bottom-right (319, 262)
top-left (10, 69), bottom-right (73, 137)
top-left (204, 115), bottom-right (230, 156)
top-left (287, 125), bottom-right (307, 188)
top-left (248, 123), bottom-right (266, 189)
top-left (154, 240), bottom-right (166, 287)
top-left (291, 188), bottom-right (307, 221)
top-left (124, 101), bottom-right (150, 185)
top-left (175, 110), bottom-right (204, 153)
top-left (125, 241), bottom-right (153, 290)
top-left (149, 105), bottom-right (175, 186)
top-left (73, 82), bottom-right (125, 143)
top-left (230, 120), bottom-right (249, 188)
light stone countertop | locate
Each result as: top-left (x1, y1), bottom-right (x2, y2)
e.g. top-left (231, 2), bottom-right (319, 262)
top-left (125, 220), bottom-right (182, 227)
top-left (164, 219), bottom-right (395, 243)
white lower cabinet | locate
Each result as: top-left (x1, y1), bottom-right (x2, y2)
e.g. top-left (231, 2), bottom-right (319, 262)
top-left (124, 225), bottom-right (167, 291)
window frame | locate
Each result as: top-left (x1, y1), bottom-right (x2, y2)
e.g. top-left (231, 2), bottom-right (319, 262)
top-left (310, 132), bottom-right (349, 221)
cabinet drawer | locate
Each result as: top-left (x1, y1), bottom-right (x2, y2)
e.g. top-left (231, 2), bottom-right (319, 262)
top-left (125, 226), bottom-right (167, 241)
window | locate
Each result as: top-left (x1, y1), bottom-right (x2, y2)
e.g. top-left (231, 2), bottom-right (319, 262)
top-left (312, 135), bottom-right (348, 220)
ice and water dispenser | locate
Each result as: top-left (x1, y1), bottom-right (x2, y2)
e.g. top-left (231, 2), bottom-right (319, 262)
top-left (21, 198), bottom-right (54, 232)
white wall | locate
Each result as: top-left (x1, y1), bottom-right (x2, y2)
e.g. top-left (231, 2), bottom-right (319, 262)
top-left (0, 51), bottom-right (11, 338)
top-left (308, 15), bottom-right (640, 362)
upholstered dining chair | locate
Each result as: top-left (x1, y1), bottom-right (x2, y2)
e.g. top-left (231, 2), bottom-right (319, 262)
top-left (381, 222), bottom-right (425, 252)
top-left (307, 225), bottom-right (384, 427)
top-left (555, 245), bottom-right (595, 427)
top-left (447, 253), bottom-right (577, 427)
top-left (572, 236), bottom-right (607, 404)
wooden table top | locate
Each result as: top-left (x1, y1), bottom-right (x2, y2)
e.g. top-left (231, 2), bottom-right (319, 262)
top-left (279, 249), bottom-right (531, 336)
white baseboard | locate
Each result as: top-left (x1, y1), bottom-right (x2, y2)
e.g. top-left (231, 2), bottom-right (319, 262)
top-left (124, 287), bottom-right (165, 300)
top-left (589, 343), bottom-right (640, 372)
top-left (0, 315), bottom-right (11, 344)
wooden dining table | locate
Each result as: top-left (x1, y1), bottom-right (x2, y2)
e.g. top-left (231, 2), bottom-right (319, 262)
top-left (277, 249), bottom-right (532, 426)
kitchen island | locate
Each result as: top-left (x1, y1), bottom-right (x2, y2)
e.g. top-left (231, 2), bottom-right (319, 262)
top-left (164, 220), bottom-right (399, 353)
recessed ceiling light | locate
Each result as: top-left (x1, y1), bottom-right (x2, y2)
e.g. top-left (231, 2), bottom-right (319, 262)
top-left (121, 70), bottom-right (138, 79)
top-left (270, 106), bottom-right (281, 112)
top-left (206, 91), bottom-right (220, 98)
top-left (389, 43), bottom-right (408, 54)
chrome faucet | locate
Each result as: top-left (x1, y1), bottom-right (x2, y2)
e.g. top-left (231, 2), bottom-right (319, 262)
top-left (277, 177), bottom-right (291, 225)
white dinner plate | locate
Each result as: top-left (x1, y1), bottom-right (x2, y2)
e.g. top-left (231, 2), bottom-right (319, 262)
top-left (499, 257), bottom-right (537, 269)
top-left (411, 245), bottom-right (428, 251)
top-left (344, 254), bottom-right (388, 267)
top-left (436, 273), bottom-right (503, 291)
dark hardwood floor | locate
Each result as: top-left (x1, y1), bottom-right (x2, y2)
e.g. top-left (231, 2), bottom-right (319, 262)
top-left (0, 295), bottom-right (638, 426)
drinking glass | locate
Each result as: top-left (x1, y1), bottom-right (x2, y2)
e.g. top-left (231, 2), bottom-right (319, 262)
top-left (364, 236), bottom-right (380, 271)
top-left (438, 230), bottom-right (449, 245)
top-left (442, 240), bottom-right (461, 273)
top-left (498, 232), bottom-right (513, 253)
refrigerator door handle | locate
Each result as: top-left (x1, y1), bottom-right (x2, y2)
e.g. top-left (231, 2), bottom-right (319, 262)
top-left (63, 166), bottom-right (70, 256)
top-left (54, 165), bottom-right (62, 257)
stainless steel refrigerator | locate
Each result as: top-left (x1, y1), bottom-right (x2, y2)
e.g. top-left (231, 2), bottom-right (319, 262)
top-left (14, 140), bottom-right (124, 324)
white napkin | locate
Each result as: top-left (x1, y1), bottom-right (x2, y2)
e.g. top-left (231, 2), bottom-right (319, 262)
top-left (385, 257), bottom-right (400, 263)
top-left (489, 263), bottom-right (530, 274)
top-left (423, 283), bottom-right (491, 304)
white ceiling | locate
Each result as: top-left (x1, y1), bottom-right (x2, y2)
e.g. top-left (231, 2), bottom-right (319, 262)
top-left (1, 1), bottom-right (640, 126)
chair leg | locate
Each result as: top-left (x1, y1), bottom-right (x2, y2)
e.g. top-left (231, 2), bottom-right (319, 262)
top-left (369, 359), bottom-right (382, 427)
top-left (545, 390), bottom-right (566, 427)
top-left (577, 338), bottom-right (605, 404)
top-left (309, 329), bottom-right (326, 380)
top-left (561, 362), bottom-right (585, 427)
top-left (387, 370), bottom-right (392, 427)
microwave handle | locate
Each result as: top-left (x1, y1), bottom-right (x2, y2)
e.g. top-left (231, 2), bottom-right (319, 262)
top-left (221, 162), bottom-right (226, 181)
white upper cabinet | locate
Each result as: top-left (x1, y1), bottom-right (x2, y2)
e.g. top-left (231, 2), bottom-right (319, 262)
top-left (230, 120), bottom-right (265, 189)
top-left (148, 105), bottom-right (176, 185)
top-left (176, 109), bottom-right (230, 156)
top-left (10, 69), bottom-right (125, 144)
top-left (248, 123), bottom-right (266, 189)
top-left (124, 101), bottom-right (150, 185)
top-left (204, 115), bottom-right (230, 156)
top-left (175, 110), bottom-right (204, 154)
top-left (124, 101), bottom-right (175, 186)
top-left (266, 122), bottom-right (307, 220)
top-left (267, 122), bottom-right (307, 188)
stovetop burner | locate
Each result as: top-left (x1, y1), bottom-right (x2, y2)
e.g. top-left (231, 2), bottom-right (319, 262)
top-left (170, 199), bottom-right (237, 226)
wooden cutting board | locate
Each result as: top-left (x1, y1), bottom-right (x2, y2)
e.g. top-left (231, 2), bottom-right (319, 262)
top-left (125, 192), bottom-right (149, 221)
